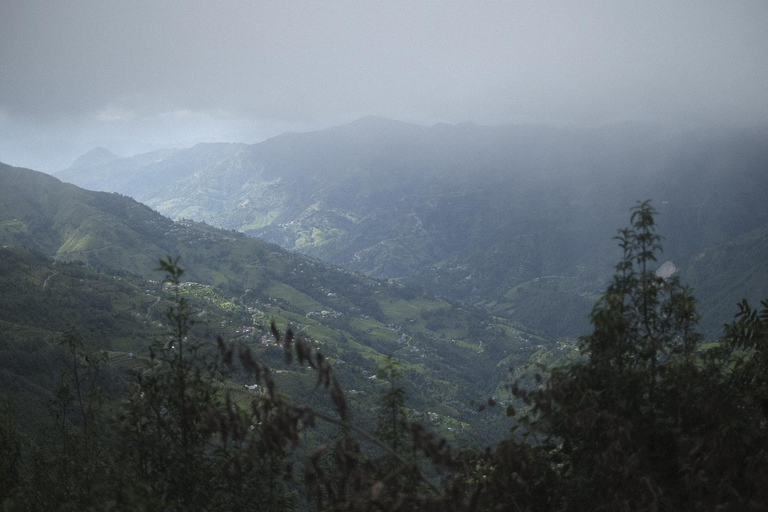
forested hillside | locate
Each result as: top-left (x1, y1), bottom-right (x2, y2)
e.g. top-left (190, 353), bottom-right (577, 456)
top-left (2, 196), bottom-right (767, 511)
top-left (4, 0), bottom-right (767, 508)
top-left (0, 162), bottom-right (549, 441)
top-left (58, 119), bottom-right (768, 337)
top-left (681, 220), bottom-right (768, 334)
top-left (3, 122), bottom-right (768, 510)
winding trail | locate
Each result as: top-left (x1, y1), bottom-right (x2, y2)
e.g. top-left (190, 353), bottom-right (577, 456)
top-left (146, 295), bottom-right (161, 319)
top-left (60, 242), bottom-right (117, 256)
top-left (42, 271), bottom-right (58, 290)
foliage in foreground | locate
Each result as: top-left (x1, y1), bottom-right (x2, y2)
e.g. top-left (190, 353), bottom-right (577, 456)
top-left (496, 201), bottom-right (768, 510)
top-left (2, 201), bottom-right (768, 511)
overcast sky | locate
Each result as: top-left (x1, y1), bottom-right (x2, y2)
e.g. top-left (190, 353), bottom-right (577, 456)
top-left (2, 0), bottom-right (767, 172)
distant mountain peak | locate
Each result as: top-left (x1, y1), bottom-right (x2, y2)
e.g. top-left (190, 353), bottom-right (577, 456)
top-left (343, 115), bottom-right (422, 130)
top-left (351, 114), bottom-right (402, 124)
top-left (312, 116), bottom-right (426, 141)
top-left (64, 147), bottom-right (121, 172)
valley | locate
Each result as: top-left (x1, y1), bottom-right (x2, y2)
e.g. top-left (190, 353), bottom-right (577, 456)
top-left (2, 120), bottom-right (768, 510)
top-left (58, 118), bottom-right (768, 338)
top-left (0, 162), bottom-right (550, 442)
top-left (4, 2), bottom-right (767, 506)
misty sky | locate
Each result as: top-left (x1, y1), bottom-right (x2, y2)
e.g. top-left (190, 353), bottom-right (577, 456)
top-left (2, 0), bottom-right (767, 172)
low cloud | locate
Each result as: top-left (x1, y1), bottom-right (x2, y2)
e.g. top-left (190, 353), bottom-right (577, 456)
top-left (1, 0), bottom-right (767, 170)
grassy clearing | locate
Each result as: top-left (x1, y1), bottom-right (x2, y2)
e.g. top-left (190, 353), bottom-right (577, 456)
top-left (348, 317), bottom-right (399, 344)
top-left (58, 230), bottom-right (93, 254)
top-left (379, 298), bottom-right (448, 323)
top-left (264, 283), bottom-right (324, 313)
top-left (0, 219), bottom-right (28, 235)
top-left (239, 210), bottom-right (279, 231)
top-left (183, 283), bottom-right (239, 312)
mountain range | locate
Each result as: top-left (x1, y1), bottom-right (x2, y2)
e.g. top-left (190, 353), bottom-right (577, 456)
top-left (1, 162), bottom-right (551, 440)
top-left (57, 117), bottom-right (768, 337)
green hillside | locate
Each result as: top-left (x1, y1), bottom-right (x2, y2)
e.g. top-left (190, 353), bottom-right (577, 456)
top-left (56, 120), bottom-right (768, 338)
top-left (3, 179), bottom-right (764, 510)
top-left (0, 162), bottom-right (547, 441)
top-left (682, 220), bottom-right (768, 335)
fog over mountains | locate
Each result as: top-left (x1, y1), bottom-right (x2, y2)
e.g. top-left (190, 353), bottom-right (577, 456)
top-left (57, 117), bottom-right (768, 337)
top-left (4, 2), bottom-right (768, 174)
top-left (4, 2), bottom-right (768, 507)
top-left (3, 160), bottom-right (553, 441)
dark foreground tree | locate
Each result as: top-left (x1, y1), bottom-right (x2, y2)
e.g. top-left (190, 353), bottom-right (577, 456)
top-left (114, 256), bottom-right (296, 511)
top-left (3, 202), bottom-right (768, 511)
top-left (501, 200), bottom-right (768, 511)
